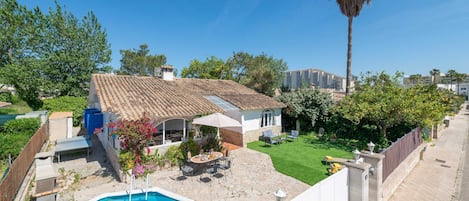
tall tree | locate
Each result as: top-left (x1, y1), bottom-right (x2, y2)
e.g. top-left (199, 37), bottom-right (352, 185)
top-left (454, 73), bottom-right (467, 95)
top-left (241, 53), bottom-right (287, 96)
top-left (119, 44), bottom-right (166, 76)
top-left (0, 0), bottom-right (111, 108)
top-left (337, 71), bottom-right (447, 144)
top-left (181, 56), bottom-right (227, 79)
top-left (336, 0), bottom-right (371, 96)
top-left (429, 68), bottom-right (440, 84)
top-left (42, 4), bottom-right (111, 96)
top-left (277, 88), bottom-right (334, 131)
top-left (447, 69), bottom-right (457, 90)
top-left (0, 0), bottom-right (45, 108)
top-left (181, 52), bottom-right (288, 96)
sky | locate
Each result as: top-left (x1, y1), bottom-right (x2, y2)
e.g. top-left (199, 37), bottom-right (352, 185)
top-left (17, 0), bottom-right (469, 77)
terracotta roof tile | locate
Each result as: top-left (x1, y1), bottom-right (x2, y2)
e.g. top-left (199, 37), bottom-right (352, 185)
top-left (92, 74), bottom-right (285, 121)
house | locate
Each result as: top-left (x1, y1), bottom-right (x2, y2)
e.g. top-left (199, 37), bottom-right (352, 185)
top-left (88, 67), bottom-right (285, 174)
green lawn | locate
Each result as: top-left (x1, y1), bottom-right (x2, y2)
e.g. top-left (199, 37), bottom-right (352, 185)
top-left (247, 135), bottom-right (354, 185)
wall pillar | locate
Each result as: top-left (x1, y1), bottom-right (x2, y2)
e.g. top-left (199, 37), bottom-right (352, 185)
top-left (341, 160), bottom-right (371, 201)
top-left (360, 152), bottom-right (385, 201)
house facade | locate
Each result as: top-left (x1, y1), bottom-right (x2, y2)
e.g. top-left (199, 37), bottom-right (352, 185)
top-left (88, 72), bottom-right (285, 178)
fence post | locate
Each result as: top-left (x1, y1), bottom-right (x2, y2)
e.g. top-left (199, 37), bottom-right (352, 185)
top-left (361, 152), bottom-right (385, 201)
top-left (341, 160), bottom-right (371, 201)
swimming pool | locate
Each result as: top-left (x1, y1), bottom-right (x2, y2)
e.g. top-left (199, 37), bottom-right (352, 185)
top-left (90, 187), bottom-right (193, 201)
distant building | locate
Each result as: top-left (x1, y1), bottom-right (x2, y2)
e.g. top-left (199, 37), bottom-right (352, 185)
top-left (282, 68), bottom-right (352, 92)
top-left (403, 73), bottom-right (469, 98)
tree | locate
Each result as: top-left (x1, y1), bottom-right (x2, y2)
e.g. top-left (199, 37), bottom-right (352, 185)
top-left (119, 44), bottom-right (166, 76)
top-left (429, 68), bottom-right (440, 84)
top-left (447, 69), bottom-right (457, 90)
top-left (0, 0), bottom-right (46, 108)
top-left (336, 71), bottom-right (448, 145)
top-left (0, 0), bottom-right (111, 108)
top-left (277, 88), bottom-right (333, 131)
top-left (454, 73), bottom-right (467, 95)
top-left (181, 52), bottom-right (288, 96)
top-left (336, 0), bottom-right (371, 96)
top-left (241, 54), bottom-right (288, 96)
top-left (181, 56), bottom-right (227, 79)
top-left (41, 4), bottom-right (111, 96)
top-left (225, 51), bottom-right (251, 83)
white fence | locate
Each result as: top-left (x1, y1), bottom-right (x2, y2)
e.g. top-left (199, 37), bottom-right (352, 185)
top-left (292, 167), bottom-right (348, 201)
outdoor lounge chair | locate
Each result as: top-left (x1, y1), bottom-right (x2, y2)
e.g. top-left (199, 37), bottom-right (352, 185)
top-left (262, 130), bottom-right (279, 145)
top-left (288, 130), bottom-right (299, 141)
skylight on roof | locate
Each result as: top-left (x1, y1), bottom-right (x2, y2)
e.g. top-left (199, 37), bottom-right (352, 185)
top-left (204, 96), bottom-right (239, 111)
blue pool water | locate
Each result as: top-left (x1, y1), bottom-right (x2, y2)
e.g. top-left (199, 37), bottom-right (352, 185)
top-left (98, 192), bottom-right (178, 201)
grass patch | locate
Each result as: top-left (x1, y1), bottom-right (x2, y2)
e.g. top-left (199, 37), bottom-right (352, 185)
top-left (0, 101), bottom-right (33, 115)
top-left (247, 135), bottom-right (355, 185)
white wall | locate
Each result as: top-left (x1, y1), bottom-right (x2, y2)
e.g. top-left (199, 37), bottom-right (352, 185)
top-left (240, 108), bottom-right (282, 134)
top-left (292, 167), bottom-right (349, 201)
top-left (223, 110), bottom-right (243, 133)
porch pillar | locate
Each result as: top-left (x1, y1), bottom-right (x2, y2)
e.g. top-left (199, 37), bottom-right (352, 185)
top-left (183, 119), bottom-right (186, 140)
top-left (341, 160), bottom-right (371, 201)
top-left (163, 121), bottom-right (166, 144)
top-left (360, 152), bottom-right (385, 201)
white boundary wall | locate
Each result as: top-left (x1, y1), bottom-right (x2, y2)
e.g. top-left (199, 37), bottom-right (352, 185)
top-left (292, 167), bottom-right (348, 201)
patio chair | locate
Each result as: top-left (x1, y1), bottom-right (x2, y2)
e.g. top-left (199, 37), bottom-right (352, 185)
top-left (218, 158), bottom-right (232, 179)
top-left (288, 130), bottom-right (299, 141)
top-left (262, 130), bottom-right (279, 145)
top-left (178, 160), bottom-right (194, 178)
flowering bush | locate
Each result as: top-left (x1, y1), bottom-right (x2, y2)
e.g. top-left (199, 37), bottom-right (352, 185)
top-left (107, 113), bottom-right (158, 178)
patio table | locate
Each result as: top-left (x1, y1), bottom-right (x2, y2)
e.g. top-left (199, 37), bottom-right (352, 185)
top-left (190, 152), bottom-right (223, 164)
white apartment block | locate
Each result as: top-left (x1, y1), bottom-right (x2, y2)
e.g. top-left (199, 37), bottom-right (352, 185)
top-left (282, 68), bottom-right (348, 91)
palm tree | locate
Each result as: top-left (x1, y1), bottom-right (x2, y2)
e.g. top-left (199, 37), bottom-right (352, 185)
top-left (336, 0), bottom-right (371, 96)
top-left (454, 73), bottom-right (467, 95)
top-left (429, 68), bottom-right (440, 84)
top-left (447, 69), bottom-right (457, 91)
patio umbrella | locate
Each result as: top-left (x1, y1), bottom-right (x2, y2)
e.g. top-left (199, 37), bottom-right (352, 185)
top-left (192, 113), bottom-right (242, 137)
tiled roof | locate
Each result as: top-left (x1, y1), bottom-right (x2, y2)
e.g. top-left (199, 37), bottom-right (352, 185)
top-left (92, 74), bottom-right (285, 121)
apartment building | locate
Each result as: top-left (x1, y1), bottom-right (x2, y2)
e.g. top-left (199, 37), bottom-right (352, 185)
top-left (282, 68), bottom-right (348, 91)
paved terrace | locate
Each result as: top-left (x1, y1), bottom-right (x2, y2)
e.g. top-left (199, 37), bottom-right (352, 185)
top-left (56, 139), bottom-right (310, 201)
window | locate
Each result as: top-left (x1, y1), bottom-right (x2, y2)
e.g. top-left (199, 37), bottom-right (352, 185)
top-left (461, 88), bottom-right (466, 90)
top-left (261, 110), bottom-right (274, 127)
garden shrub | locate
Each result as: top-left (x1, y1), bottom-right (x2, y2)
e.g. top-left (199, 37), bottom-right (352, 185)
top-left (2, 118), bottom-right (40, 136)
top-left (202, 137), bottom-right (224, 152)
top-left (41, 96), bottom-right (86, 126)
top-left (163, 145), bottom-right (183, 167)
top-left (179, 138), bottom-right (200, 160)
top-left (0, 92), bottom-right (20, 104)
top-left (0, 134), bottom-right (30, 159)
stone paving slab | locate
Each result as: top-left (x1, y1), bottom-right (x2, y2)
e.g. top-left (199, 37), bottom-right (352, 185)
top-left (56, 141), bottom-right (310, 201)
top-left (389, 104), bottom-right (469, 201)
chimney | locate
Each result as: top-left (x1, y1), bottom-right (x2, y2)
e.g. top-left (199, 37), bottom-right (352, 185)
top-left (155, 65), bottom-right (174, 81)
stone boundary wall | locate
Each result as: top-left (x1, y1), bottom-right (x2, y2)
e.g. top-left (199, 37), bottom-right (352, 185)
top-left (382, 143), bottom-right (426, 201)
